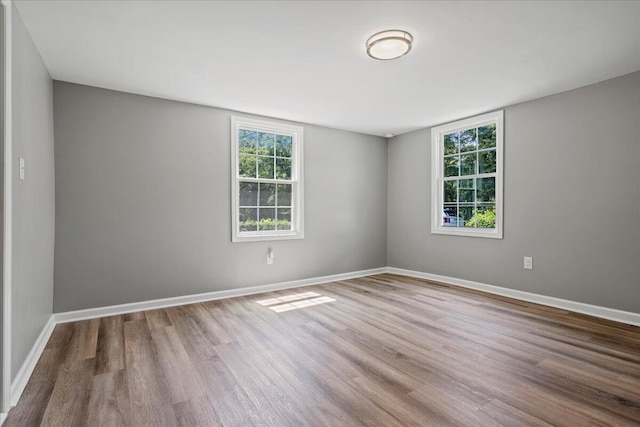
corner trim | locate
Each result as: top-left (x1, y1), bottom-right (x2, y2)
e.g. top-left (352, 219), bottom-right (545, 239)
top-left (9, 315), bottom-right (55, 407)
top-left (54, 267), bottom-right (388, 324)
top-left (1, 0), bottom-right (13, 414)
top-left (387, 267), bottom-right (640, 327)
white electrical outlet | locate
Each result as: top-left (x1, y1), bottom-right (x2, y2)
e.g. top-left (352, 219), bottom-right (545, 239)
top-left (524, 256), bottom-right (533, 270)
top-left (267, 249), bottom-right (274, 265)
top-left (19, 158), bottom-right (25, 180)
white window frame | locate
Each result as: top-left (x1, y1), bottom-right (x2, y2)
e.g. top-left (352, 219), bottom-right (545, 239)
top-left (431, 110), bottom-right (504, 239)
top-left (231, 116), bottom-right (304, 242)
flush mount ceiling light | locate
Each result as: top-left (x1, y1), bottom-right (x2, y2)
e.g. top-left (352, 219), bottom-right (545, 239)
top-left (366, 30), bottom-right (413, 60)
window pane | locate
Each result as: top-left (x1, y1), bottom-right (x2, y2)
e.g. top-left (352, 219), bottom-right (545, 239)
top-left (475, 205), bottom-right (496, 228)
top-left (478, 124), bottom-right (496, 149)
top-left (239, 182), bottom-right (258, 206)
top-left (460, 153), bottom-right (476, 176)
top-left (276, 157), bottom-right (292, 180)
top-left (258, 132), bottom-right (275, 156)
top-left (276, 135), bottom-right (292, 157)
top-left (444, 181), bottom-right (457, 203)
top-left (477, 177), bottom-right (495, 202)
top-left (258, 208), bottom-right (276, 231)
top-left (444, 156), bottom-right (459, 177)
top-left (443, 206), bottom-right (459, 227)
top-left (479, 150), bottom-right (496, 174)
top-left (277, 208), bottom-right (292, 230)
top-left (444, 133), bottom-right (458, 155)
top-left (239, 130), bottom-right (257, 155)
top-left (459, 128), bottom-right (477, 153)
top-left (239, 155), bottom-right (257, 178)
top-left (459, 205), bottom-right (475, 228)
top-left (259, 183), bottom-right (276, 206)
top-left (459, 189), bottom-right (475, 203)
top-left (258, 156), bottom-right (274, 179)
top-left (239, 208), bottom-right (257, 231)
top-left (459, 178), bottom-right (474, 189)
top-left (277, 183), bottom-right (292, 206)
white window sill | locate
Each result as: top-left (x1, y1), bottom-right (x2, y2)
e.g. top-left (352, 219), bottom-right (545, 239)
top-left (431, 226), bottom-right (503, 239)
top-left (232, 231), bottom-right (304, 243)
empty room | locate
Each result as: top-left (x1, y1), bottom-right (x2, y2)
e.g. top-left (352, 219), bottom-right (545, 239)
top-left (1, 0), bottom-right (639, 425)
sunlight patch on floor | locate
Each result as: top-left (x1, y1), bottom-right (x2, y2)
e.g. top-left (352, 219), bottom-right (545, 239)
top-left (269, 296), bottom-right (336, 312)
top-left (256, 291), bottom-right (322, 306)
top-left (256, 292), bottom-right (336, 312)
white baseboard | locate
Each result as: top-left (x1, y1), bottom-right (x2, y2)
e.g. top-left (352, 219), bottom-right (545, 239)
top-left (10, 315), bottom-right (56, 407)
top-left (54, 267), bottom-right (388, 324)
top-left (9, 265), bottom-right (638, 415)
top-left (0, 412), bottom-right (7, 426)
top-left (8, 267), bottom-right (385, 412)
top-left (387, 267), bottom-right (640, 327)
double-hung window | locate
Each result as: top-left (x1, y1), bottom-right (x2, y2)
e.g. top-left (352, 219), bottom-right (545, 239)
top-left (431, 110), bottom-right (504, 238)
top-left (231, 117), bottom-right (304, 242)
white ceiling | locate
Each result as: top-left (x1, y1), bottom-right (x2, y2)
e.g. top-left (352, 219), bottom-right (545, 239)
top-left (14, 0), bottom-right (640, 137)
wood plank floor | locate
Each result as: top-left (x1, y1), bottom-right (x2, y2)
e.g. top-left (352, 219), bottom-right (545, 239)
top-left (6, 274), bottom-right (640, 426)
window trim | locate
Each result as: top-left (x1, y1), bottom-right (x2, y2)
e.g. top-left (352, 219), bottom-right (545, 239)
top-left (231, 116), bottom-right (304, 242)
top-left (430, 110), bottom-right (504, 239)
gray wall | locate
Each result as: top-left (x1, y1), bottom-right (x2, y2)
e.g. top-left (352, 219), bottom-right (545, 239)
top-left (53, 82), bottom-right (387, 312)
top-left (388, 71), bottom-right (640, 313)
top-left (11, 5), bottom-right (55, 378)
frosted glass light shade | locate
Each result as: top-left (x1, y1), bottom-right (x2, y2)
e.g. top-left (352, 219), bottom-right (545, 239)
top-left (366, 30), bottom-right (413, 60)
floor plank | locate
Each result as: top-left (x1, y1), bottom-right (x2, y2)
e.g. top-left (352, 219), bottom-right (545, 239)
top-left (123, 319), bottom-right (179, 427)
top-left (86, 370), bottom-right (130, 427)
